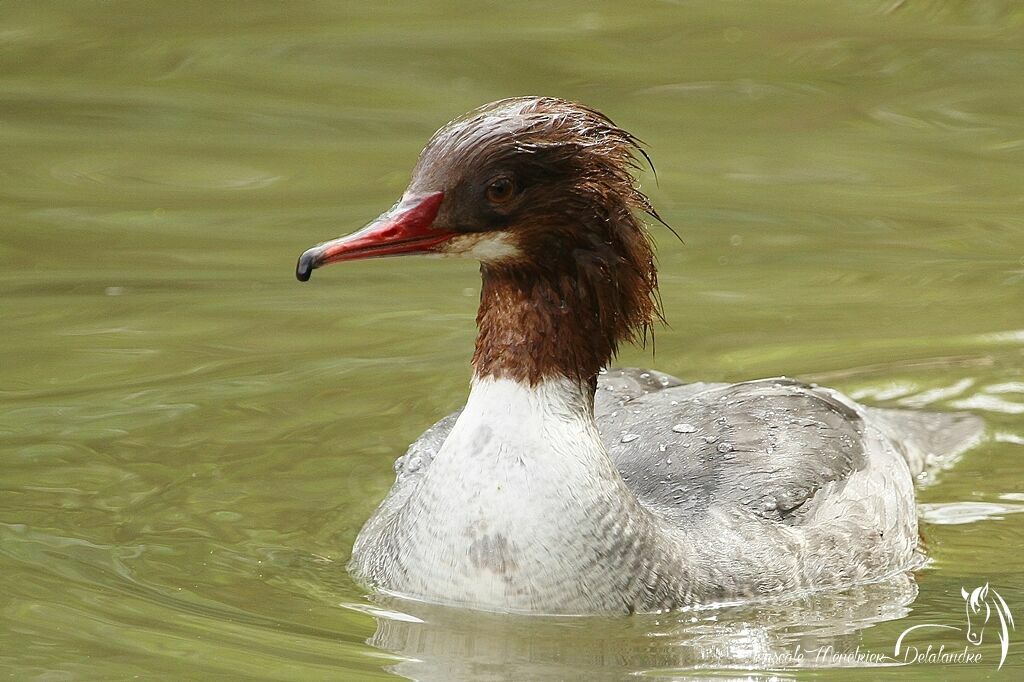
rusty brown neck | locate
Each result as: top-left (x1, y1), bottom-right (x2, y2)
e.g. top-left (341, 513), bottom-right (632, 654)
top-left (472, 261), bottom-right (627, 392)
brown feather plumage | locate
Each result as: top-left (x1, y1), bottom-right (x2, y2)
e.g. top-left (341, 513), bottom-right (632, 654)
top-left (440, 98), bottom-right (664, 386)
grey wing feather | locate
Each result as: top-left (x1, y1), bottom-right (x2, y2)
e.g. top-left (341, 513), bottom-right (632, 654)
top-left (604, 376), bottom-right (867, 525)
top-left (392, 411), bottom-right (460, 483)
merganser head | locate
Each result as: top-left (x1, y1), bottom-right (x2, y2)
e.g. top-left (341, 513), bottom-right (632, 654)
top-left (297, 97), bottom-right (664, 385)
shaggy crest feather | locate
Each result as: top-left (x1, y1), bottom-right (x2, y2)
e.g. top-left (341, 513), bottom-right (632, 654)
top-left (418, 97), bottom-right (665, 386)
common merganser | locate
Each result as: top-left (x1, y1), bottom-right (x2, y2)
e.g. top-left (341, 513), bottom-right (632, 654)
top-left (296, 97), bottom-right (983, 615)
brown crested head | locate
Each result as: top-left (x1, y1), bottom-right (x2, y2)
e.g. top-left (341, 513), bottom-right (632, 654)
top-left (297, 96), bottom-right (665, 387)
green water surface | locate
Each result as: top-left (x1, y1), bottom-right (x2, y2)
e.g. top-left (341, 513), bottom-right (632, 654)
top-left (2, 1), bottom-right (1023, 679)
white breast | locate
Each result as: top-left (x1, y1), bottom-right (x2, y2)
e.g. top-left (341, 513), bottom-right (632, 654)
top-left (383, 376), bottom-right (638, 611)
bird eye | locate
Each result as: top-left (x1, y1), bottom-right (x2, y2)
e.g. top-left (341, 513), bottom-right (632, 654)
top-left (485, 176), bottom-right (515, 204)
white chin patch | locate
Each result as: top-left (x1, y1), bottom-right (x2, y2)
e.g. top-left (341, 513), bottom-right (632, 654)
top-left (439, 232), bottom-right (521, 263)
